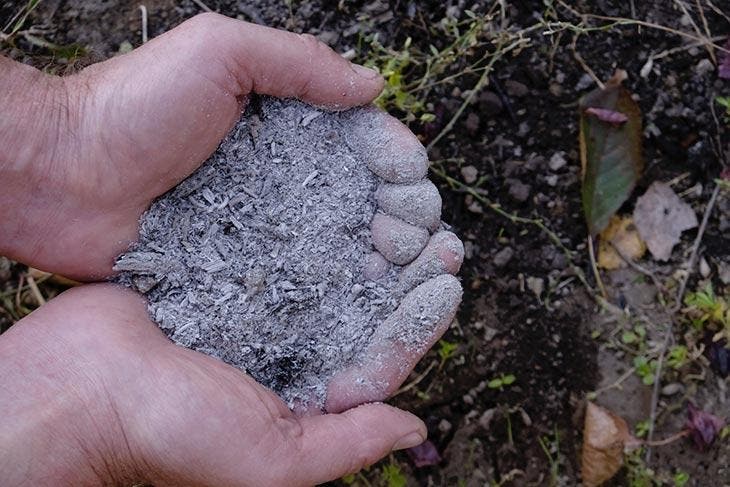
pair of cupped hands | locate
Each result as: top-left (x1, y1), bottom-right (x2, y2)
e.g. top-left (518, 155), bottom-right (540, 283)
top-left (0, 13), bottom-right (464, 486)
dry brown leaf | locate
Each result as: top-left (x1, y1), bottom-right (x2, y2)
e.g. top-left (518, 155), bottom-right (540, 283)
top-left (597, 215), bottom-right (646, 270)
top-left (581, 402), bottom-right (636, 486)
top-left (633, 182), bottom-right (698, 261)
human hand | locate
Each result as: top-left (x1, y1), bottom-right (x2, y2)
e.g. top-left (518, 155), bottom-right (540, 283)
top-left (0, 284), bottom-right (428, 486)
top-left (0, 13), bottom-right (383, 280)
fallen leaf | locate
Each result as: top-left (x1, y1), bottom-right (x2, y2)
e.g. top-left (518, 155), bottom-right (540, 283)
top-left (597, 215), bottom-right (646, 270)
top-left (719, 39), bottom-right (730, 80)
top-left (633, 182), bottom-right (698, 261)
top-left (580, 70), bottom-right (644, 235)
top-left (686, 402), bottom-right (726, 451)
top-left (581, 402), bottom-right (638, 487)
top-left (406, 440), bottom-right (441, 467)
top-left (585, 107), bottom-right (628, 124)
top-left (704, 332), bottom-right (729, 378)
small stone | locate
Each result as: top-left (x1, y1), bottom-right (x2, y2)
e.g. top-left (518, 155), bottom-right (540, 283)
top-left (461, 165), bottom-right (479, 184)
top-left (719, 261), bottom-right (730, 285)
top-left (465, 112), bottom-right (480, 133)
top-left (661, 383), bottom-right (684, 396)
top-left (507, 178), bottom-right (531, 202)
top-left (526, 276), bottom-right (544, 299)
top-left (478, 90), bottom-right (503, 117)
top-left (504, 80), bottom-right (529, 98)
top-left (545, 174), bottom-right (558, 187)
top-left (575, 73), bottom-right (595, 91)
top-left (493, 247), bottom-right (514, 268)
top-left (463, 394), bottom-right (474, 405)
top-left (438, 419), bottom-right (452, 433)
top-left (695, 58), bottom-right (714, 77)
top-left (699, 257), bottom-right (711, 278)
top-left (549, 152), bottom-right (567, 171)
top-left (478, 408), bottom-right (497, 429)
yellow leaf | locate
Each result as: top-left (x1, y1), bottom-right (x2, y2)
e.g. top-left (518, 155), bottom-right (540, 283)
top-left (581, 402), bottom-right (634, 486)
top-left (597, 215), bottom-right (646, 270)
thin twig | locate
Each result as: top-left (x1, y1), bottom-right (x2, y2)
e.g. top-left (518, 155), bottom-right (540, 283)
top-left (392, 360), bottom-right (437, 397)
top-left (645, 325), bottom-right (673, 464)
top-left (673, 183), bottom-right (721, 311)
top-left (190, 0), bottom-right (213, 13)
top-left (587, 235), bottom-right (607, 299)
top-left (139, 5), bottom-right (148, 44)
top-left (589, 366), bottom-right (637, 398)
top-left (694, 0), bottom-right (715, 62)
top-left (426, 36), bottom-right (531, 152)
top-left (608, 241), bottom-right (667, 296)
top-left (643, 429), bottom-right (690, 447)
top-left (570, 33), bottom-right (604, 89)
top-left (672, 0), bottom-right (715, 63)
top-left (25, 274), bottom-right (46, 306)
top-left (431, 167), bottom-right (595, 296)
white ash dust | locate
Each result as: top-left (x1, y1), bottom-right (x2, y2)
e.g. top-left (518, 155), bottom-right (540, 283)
top-left (114, 97), bottom-right (445, 409)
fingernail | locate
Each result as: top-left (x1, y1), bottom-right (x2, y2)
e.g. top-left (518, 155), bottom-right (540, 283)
top-left (392, 431), bottom-right (425, 451)
top-left (351, 63), bottom-right (380, 80)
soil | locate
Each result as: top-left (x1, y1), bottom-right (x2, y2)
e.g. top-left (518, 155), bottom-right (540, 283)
top-left (1, 0), bottom-right (729, 485)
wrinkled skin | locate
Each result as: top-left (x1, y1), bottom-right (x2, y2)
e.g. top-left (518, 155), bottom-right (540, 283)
top-left (0, 13), bottom-right (463, 486)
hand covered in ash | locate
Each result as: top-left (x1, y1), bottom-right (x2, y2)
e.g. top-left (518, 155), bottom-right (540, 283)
top-left (0, 12), bottom-right (463, 486)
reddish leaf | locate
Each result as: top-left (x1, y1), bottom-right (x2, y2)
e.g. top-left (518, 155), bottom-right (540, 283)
top-left (406, 440), bottom-right (441, 467)
top-left (686, 403), bottom-right (725, 451)
top-left (585, 107), bottom-right (628, 125)
top-left (704, 332), bottom-right (729, 378)
top-left (719, 39), bottom-right (730, 80)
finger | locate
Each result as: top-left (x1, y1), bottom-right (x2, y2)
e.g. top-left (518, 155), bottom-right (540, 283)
top-left (396, 231), bottom-right (464, 294)
top-left (288, 403), bottom-right (425, 485)
top-left (132, 13), bottom-right (383, 109)
top-left (371, 213), bottom-right (429, 266)
top-left (348, 108), bottom-right (429, 183)
top-left (376, 179), bottom-right (442, 231)
top-left (363, 251), bottom-right (391, 280)
top-left (325, 274), bottom-right (462, 413)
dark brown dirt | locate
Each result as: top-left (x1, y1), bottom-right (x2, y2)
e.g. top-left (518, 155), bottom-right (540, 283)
top-left (2, 0), bottom-right (728, 485)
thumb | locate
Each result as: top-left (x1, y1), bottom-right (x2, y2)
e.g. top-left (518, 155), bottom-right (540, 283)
top-left (287, 403), bottom-right (426, 485)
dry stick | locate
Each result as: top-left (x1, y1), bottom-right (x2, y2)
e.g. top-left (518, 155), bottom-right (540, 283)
top-left (672, 0), bottom-right (715, 63)
top-left (590, 365), bottom-right (637, 398)
top-left (425, 36), bottom-right (531, 152)
top-left (190, 0), bottom-right (213, 13)
top-left (706, 0), bottom-right (730, 24)
top-left (587, 235), bottom-right (607, 299)
top-left (694, 0), bottom-right (716, 61)
top-left (392, 360), bottom-right (437, 397)
top-left (14, 274), bottom-right (24, 312)
top-left (139, 5), bottom-right (148, 44)
top-left (431, 168), bottom-right (595, 296)
top-left (673, 183), bottom-right (722, 312)
top-left (570, 32), bottom-right (605, 89)
top-left (645, 325), bottom-right (673, 464)
top-left (608, 241), bottom-right (667, 297)
top-left (556, 0), bottom-right (730, 54)
top-left (25, 274), bottom-right (46, 306)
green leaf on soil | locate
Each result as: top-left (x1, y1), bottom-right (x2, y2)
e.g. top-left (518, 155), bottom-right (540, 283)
top-left (579, 70), bottom-right (643, 235)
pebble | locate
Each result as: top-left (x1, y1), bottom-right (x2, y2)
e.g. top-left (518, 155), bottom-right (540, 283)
top-left (545, 174), bottom-right (558, 187)
top-left (461, 165), bottom-right (479, 184)
top-left (465, 112), bottom-right (480, 133)
top-left (549, 152), bottom-right (567, 171)
top-left (526, 276), bottom-right (544, 299)
top-left (695, 58), bottom-right (714, 77)
top-left (699, 257), bottom-right (711, 278)
top-left (438, 419), bottom-right (452, 433)
top-left (575, 73), bottom-right (595, 91)
top-left (505, 79), bottom-right (529, 97)
top-left (493, 247), bottom-right (514, 268)
top-left (478, 90), bottom-right (503, 116)
top-left (661, 383), bottom-right (684, 396)
top-left (507, 178), bottom-right (531, 202)
top-left (478, 408), bottom-right (497, 429)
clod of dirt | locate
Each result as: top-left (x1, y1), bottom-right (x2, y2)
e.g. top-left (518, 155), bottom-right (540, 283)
top-left (633, 182), bottom-right (698, 261)
top-left (114, 98), bottom-right (443, 409)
